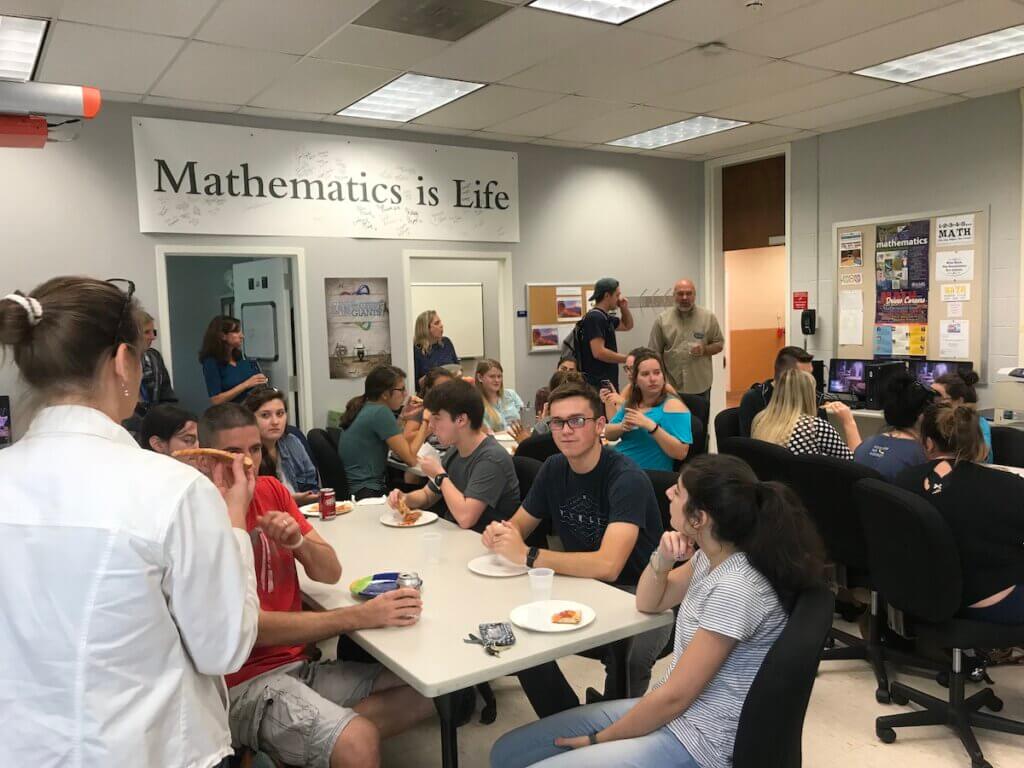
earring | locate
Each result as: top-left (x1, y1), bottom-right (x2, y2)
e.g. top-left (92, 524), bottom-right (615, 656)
top-left (122, 381), bottom-right (131, 398)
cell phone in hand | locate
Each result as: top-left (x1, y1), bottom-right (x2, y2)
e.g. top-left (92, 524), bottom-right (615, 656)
top-left (600, 379), bottom-right (613, 391)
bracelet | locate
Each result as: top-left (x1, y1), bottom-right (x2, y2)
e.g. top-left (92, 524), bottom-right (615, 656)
top-left (649, 549), bottom-right (668, 575)
top-left (588, 732), bottom-right (600, 745)
top-left (648, 423), bottom-right (660, 435)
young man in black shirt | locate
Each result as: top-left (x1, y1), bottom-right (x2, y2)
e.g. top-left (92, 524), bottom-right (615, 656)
top-left (578, 277), bottom-right (634, 391)
top-left (483, 381), bottom-right (667, 716)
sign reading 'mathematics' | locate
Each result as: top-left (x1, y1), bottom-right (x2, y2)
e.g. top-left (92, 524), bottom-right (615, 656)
top-left (132, 117), bottom-right (519, 242)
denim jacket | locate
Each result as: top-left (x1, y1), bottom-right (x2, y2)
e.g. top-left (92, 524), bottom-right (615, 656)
top-left (278, 432), bottom-right (319, 492)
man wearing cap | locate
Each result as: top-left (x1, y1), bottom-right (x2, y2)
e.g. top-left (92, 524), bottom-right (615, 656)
top-left (649, 278), bottom-right (724, 399)
top-left (579, 278), bottom-right (634, 391)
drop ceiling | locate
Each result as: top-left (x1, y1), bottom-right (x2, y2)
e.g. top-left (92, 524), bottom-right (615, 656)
top-left (10, 0), bottom-right (1024, 160)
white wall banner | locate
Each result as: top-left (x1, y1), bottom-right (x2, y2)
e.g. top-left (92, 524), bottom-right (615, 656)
top-left (132, 117), bottom-right (519, 242)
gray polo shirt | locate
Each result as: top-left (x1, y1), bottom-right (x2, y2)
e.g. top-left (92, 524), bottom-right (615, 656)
top-left (649, 305), bottom-right (724, 394)
top-left (442, 435), bottom-right (520, 533)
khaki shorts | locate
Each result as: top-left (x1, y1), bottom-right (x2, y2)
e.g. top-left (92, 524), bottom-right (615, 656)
top-left (229, 659), bottom-right (382, 768)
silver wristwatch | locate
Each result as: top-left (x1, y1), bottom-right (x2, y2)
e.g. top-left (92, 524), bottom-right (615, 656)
top-left (649, 550), bottom-right (668, 575)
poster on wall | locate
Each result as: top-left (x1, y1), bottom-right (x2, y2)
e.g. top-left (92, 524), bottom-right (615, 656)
top-left (935, 250), bottom-right (974, 282)
top-left (875, 219), bottom-right (929, 325)
top-left (132, 117), bottom-right (519, 242)
top-left (839, 231), bottom-right (863, 268)
top-left (939, 319), bottom-right (970, 359)
top-left (936, 214), bottom-right (974, 246)
top-left (873, 323), bottom-right (927, 357)
top-left (324, 278), bottom-right (391, 379)
top-left (531, 324), bottom-right (561, 351)
top-left (941, 283), bottom-right (971, 302)
top-left (555, 287), bottom-right (583, 322)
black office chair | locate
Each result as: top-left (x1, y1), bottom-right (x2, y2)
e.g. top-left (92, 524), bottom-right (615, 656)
top-left (714, 406), bottom-right (741, 445)
top-left (990, 424), bottom-right (1024, 467)
top-left (307, 428), bottom-right (350, 500)
top-left (680, 393), bottom-right (710, 454)
top-left (644, 469), bottom-right (677, 532)
top-left (857, 479), bottom-right (1024, 767)
top-left (718, 437), bottom-right (795, 485)
top-left (733, 584), bottom-right (835, 768)
top-left (325, 426), bottom-right (342, 451)
top-left (512, 455), bottom-right (550, 548)
top-left (514, 431), bottom-right (559, 463)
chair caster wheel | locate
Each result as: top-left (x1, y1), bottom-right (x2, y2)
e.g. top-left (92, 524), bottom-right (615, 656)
top-left (876, 726), bottom-right (896, 744)
top-left (875, 688), bottom-right (891, 704)
top-left (985, 695), bottom-right (1003, 713)
top-left (890, 689), bottom-right (909, 706)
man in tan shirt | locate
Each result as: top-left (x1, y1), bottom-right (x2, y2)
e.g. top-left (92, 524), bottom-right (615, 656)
top-left (648, 279), bottom-right (724, 398)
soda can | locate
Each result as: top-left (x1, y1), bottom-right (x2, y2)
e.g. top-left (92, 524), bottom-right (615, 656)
top-left (319, 488), bottom-right (336, 520)
top-left (396, 572), bottom-right (423, 591)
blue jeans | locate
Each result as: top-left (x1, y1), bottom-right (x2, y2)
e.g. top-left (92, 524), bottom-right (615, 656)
top-left (490, 699), bottom-right (698, 768)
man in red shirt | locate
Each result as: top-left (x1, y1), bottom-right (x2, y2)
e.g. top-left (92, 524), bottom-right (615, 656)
top-left (199, 404), bottom-right (433, 768)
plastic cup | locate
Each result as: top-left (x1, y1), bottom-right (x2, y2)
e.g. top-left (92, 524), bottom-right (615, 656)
top-left (421, 531), bottom-right (442, 565)
top-left (528, 567), bottom-right (554, 604)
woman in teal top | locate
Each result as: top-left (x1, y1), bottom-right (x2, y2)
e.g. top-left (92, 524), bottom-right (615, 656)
top-left (932, 371), bottom-right (993, 462)
top-left (605, 348), bottom-right (693, 471)
top-left (338, 365), bottom-right (431, 499)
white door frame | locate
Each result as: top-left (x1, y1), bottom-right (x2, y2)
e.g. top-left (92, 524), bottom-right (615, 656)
top-left (704, 144), bottom-right (792, 418)
top-left (402, 249), bottom-right (516, 388)
top-left (154, 245), bottom-right (314, 431)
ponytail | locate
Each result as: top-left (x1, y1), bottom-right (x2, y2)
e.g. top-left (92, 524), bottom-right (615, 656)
top-left (680, 454), bottom-right (825, 605)
top-left (920, 401), bottom-right (987, 463)
top-left (340, 394), bottom-right (369, 430)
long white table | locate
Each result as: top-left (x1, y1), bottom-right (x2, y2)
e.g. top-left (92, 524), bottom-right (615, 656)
top-left (299, 501), bottom-right (672, 767)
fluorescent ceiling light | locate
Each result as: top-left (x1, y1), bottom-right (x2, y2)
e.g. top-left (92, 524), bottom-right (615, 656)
top-left (337, 73), bottom-right (484, 122)
top-left (527, 0), bottom-right (673, 25)
top-left (0, 15), bottom-right (48, 82)
top-left (856, 24), bottom-right (1024, 83)
top-left (608, 115), bottom-right (748, 149)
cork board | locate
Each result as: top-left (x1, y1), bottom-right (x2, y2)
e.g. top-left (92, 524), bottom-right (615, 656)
top-left (525, 283), bottom-right (594, 353)
top-left (833, 208), bottom-right (987, 377)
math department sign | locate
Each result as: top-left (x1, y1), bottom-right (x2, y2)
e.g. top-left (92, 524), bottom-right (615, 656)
top-left (132, 117), bottom-right (519, 242)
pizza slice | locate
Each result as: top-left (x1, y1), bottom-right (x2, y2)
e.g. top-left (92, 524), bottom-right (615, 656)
top-left (551, 609), bottom-right (582, 625)
top-left (171, 447), bottom-right (254, 468)
top-left (397, 497), bottom-right (422, 526)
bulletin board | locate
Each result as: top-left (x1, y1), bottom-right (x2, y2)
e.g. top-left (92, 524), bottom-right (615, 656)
top-left (525, 282), bottom-right (594, 353)
top-left (833, 209), bottom-right (987, 378)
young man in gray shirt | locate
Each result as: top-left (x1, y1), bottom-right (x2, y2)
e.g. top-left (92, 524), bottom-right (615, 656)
top-left (388, 379), bottom-right (520, 532)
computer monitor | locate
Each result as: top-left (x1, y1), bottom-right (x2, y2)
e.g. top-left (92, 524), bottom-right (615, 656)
top-left (827, 358), bottom-right (869, 397)
top-left (909, 360), bottom-right (974, 389)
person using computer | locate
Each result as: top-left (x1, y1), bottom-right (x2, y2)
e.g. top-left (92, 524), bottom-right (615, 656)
top-left (853, 371), bottom-right (935, 481)
top-left (752, 369), bottom-right (860, 458)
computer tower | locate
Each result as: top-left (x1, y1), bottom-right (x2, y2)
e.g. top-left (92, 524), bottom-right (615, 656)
top-left (865, 361), bottom-right (908, 410)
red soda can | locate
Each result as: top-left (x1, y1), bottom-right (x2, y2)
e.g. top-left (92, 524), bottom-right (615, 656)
top-left (319, 488), bottom-right (336, 520)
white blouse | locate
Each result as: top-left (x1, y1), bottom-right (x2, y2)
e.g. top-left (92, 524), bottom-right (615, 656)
top-left (0, 405), bottom-right (259, 768)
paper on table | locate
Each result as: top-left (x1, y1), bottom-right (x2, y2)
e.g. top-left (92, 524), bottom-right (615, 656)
top-left (939, 319), bottom-right (969, 359)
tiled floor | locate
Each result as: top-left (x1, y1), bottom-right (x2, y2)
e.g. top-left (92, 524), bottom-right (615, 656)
top-left (369, 634), bottom-right (1024, 767)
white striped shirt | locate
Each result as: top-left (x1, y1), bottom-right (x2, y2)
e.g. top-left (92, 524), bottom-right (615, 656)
top-left (655, 550), bottom-right (786, 768)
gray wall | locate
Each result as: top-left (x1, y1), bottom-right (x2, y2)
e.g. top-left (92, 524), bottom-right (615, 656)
top-left (0, 101), bottom-right (704, 428)
top-left (409, 257), bottom-right (501, 372)
top-left (790, 91), bottom-right (1022, 406)
top-left (165, 254), bottom-right (253, 414)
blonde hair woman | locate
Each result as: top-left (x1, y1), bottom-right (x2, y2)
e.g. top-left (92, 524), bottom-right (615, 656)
top-left (476, 358), bottom-right (524, 433)
top-left (412, 309), bottom-right (459, 386)
top-left (751, 368), bottom-right (860, 458)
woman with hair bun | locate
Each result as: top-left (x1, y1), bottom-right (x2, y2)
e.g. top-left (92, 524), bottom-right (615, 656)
top-left (491, 453), bottom-right (825, 768)
top-left (896, 402), bottom-right (1024, 624)
top-left (931, 370), bottom-right (992, 462)
top-left (0, 278), bottom-right (258, 767)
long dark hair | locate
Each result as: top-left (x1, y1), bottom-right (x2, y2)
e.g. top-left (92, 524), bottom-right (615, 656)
top-left (340, 365), bottom-right (406, 429)
top-left (198, 315), bottom-right (242, 364)
top-left (679, 454), bottom-right (825, 605)
top-left (934, 370), bottom-right (980, 404)
top-left (244, 387), bottom-right (288, 477)
top-left (141, 404), bottom-right (197, 448)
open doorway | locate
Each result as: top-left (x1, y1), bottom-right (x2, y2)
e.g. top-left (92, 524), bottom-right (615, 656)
top-left (155, 246), bottom-right (313, 430)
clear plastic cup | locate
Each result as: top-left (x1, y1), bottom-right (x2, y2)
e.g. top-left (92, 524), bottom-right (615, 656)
top-left (528, 567), bottom-right (554, 603)
top-left (421, 531), bottom-right (442, 565)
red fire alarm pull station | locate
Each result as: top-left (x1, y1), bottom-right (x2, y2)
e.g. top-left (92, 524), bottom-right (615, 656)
top-left (792, 291), bottom-right (809, 310)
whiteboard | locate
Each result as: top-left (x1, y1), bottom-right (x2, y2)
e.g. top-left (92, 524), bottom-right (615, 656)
top-left (410, 283), bottom-right (485, 359)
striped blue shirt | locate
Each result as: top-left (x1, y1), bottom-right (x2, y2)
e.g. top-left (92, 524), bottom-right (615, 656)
top-left (655, 550), bottom-right (786, 768)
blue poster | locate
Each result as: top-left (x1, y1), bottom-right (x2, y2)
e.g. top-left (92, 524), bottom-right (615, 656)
top-left (873, 324), bottom-right (894, 356)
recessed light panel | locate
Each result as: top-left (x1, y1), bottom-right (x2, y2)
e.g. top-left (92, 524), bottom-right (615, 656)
top-left (609, 115), bottom-right (748, 149)
top-left (337, 73), bottom-right (484, 122)
top-left (527, 1), bottom-right (673, 25)
top-left (0, 15), bottom-right (47, 82)
top-left (856, 25), bottom-right (1024, 83)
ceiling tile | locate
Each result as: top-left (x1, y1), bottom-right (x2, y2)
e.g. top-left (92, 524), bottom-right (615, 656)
top-left (151, 41), bottom-right (299, 103)
top-left (912, 52), bottom-right (1024, 93)
top-left (485, 94), bottom-right (627, 136)
top-left (813, 94), bottom-right (964, 133)
top-left (143, 95), bottom-right (240, 112)
top-left (37, 21), bottom-right (183, 93)
top-left (791, 0), bottom-right (1024, 73)
top-left (502, 27), bottom-right (692, 95)
top-left (250, 58), bottom-right (398, 113)
top-left (962, 81), bottom-right (1024, 98)
top-left (630, 0), bottom-right (818, 43)
top-left (399, 123), bottom-right (476, 136)
top-left (58, 0), bottom-right (218, 37)
top-left (550, 105), bottom-right (689, 143)
top-left (196, 0), bottom-right (375, 54)
top-left (237, 106), bottom-right (329, 121)
top-left (413, 85), bottom-right (562, 129)
top-left (414, 7), bottom-right (606, 82)
top-left (590, 46), bottom-right (770, 105)
top-left (531, 137), bottom-right (587, 148)
top-left (701, 129), bottom-right (818, 159)
top-left (723, 0), bottom-right (957, 59)
top-left (771, 85), bottom-right (953, 129)
top-left (715, 74), bottom-right (890, 122)
top-left (469, 130), bottom-right (535, 144)
top-left (0, 1), bottom-right (62, 17)
top-left (653, 122), bottom-right (799, 155)
top-left (312, 25), bottom-right (450, 70)
top-left (661, 60), bottom-right (833, 113)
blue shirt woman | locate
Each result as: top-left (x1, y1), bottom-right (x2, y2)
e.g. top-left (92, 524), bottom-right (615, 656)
top-left (610, 399), bottom-right (693, 471)
top-left (201, 356), bottom-right (263, 404)
top-left (413, 337), bottom-right (459, 384)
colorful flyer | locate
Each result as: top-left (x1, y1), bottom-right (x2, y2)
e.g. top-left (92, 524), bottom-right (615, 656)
top-left (941, 283), bottom-right (971, 302)
top-left (840, 230), bottom-right (863, 268)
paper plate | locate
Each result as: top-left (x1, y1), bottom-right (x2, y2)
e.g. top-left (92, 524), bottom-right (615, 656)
top-left (468, 554), bottom-right (528, 578)
top-left (380, 509), bottom-right (439, 528)
top-left (509, 600), bottom-right (596, 633)
top-left (349, 572), bottom-right (401, 599)
top-left (356, 496), bottom-right (388, 506)
top-left (299, 501), bottom-right (354, 518)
